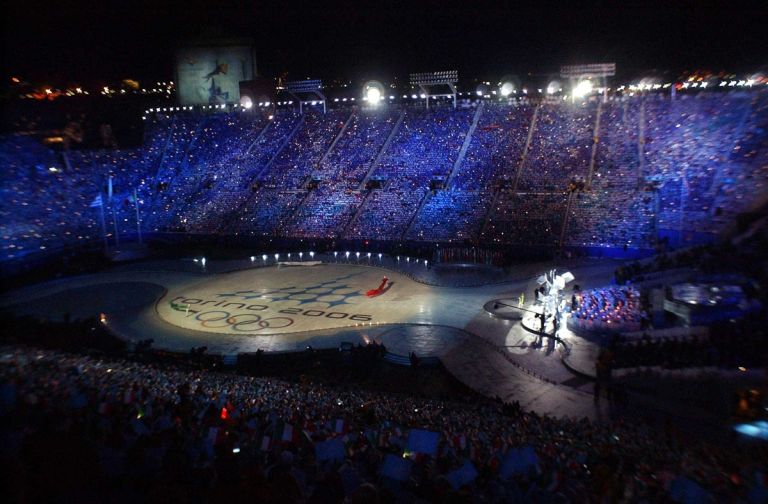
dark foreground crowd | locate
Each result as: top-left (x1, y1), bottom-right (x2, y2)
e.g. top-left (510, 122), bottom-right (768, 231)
top-left (1, 345), bottom-right (766, 503)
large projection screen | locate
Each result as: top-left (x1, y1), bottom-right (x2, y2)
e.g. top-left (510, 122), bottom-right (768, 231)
top-left (175, 45), bottom-right (255, 106)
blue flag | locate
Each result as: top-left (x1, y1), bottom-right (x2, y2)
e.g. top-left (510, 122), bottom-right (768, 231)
top-left (407, 429), bottom-right (439, 456)
top-left (381, 454), bottom-right (412, 482)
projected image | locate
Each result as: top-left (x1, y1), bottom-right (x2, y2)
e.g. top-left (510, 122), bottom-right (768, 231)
top-left (175, 46), bottom-right (255, 105)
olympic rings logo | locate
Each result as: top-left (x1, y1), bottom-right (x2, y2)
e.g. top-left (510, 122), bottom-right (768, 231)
top-left (195, 310), bottom-right (294, 332)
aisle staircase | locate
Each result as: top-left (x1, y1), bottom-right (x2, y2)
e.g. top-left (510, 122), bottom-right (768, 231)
top-left (360, 110), bottom-right (405, 188)
top-left (243, 119), bottom-right (272, 156)
top-left (316, 110), bottom-right (354, 170)
top-left (339, 189), bottom-right (374, 238)
top-left (558, 191), bottom-right (576, 250)
top-left (585, 100), bottom-right (603, 188)
top-left (479, 188), bottom-right (503, 237)
top-left (480, 103), bottom-right (542, 236)
top-left (255, 115), bottom-right (305, 180)
top-left (402, 190), bottom-right (433, 240)
top-left (445, 102), bottom-right (484, 188)
top-left (637, 100), bottom-right (646, 189)
top-left (512, 103), bottom-right (541, 191)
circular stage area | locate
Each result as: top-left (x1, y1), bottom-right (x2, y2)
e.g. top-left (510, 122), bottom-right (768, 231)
top-left (483, 299), bottom-right (524, 320)
top-left (377, 325), bottom-right (468, 358)
top-left (157, 264), bottom-right (435, 336)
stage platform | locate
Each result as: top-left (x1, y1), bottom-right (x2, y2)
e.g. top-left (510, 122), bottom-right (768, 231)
top-left (1, 258), bottom-right (627, 419)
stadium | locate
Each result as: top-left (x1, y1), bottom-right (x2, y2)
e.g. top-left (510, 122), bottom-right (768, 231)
top-left (2, 3), bottom-right (768, 502)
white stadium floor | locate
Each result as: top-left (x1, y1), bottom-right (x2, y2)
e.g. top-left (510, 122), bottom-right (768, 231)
top-left (1, 258), bottom-right (623, 419)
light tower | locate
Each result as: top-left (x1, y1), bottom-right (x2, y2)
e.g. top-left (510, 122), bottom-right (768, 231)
top-left (285, 79), bottom-right (326, 114)
top-left (560, 63), bottom-right (615, 103)
top-left (409, 70), bottom-right (459, 110)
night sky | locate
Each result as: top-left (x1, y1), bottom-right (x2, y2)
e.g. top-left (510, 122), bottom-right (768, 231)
top-left (4, 0), bottom-right (767, 85)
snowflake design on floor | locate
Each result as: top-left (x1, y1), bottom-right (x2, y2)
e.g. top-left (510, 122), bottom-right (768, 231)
top-left (216, 273), bottom-right (367, 308)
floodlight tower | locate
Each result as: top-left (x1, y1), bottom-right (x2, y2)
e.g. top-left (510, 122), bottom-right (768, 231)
top-left (286, 79), bottom-right (327, 114)
top-left (409, 70), bottom-right (459, 110)
top-left (560, 63), bottom-right (615, 103)
top-left (363, 81), bottom-right (386, 107)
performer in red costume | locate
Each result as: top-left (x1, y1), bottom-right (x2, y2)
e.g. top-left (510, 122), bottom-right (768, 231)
top-left (366, 276), bottom-right (390, 297)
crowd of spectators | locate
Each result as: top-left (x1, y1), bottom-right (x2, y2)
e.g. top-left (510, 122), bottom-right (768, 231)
top-left (315, 109), bottom-right (401, 188)
top-left (607, 309), bottom-right (767, 371)
top-left (483, 192), bottom-right (568, 246)
top-left (2, 344), bottom-right (767, 502)
top-left (570, 286), bottom-right (643, 333)
top-left (405, 191), bottom-right (491, 242)
top-left (231, 188), bottom-right (308, 237)
top-left (565, 190), bottom-right (655, 249)
top-left (371, 106), bottom-right (473, 190)
top-left (517, 102), bottom-right (596, 191)
top-left (451, 103), bottom-right (533, 190)
top-left (283, 188), bottom-right (365, 239)
top-left (2, 91), bottom-right (768, 260)
top-left (261, 111), bottom-right (348, 189)
top-left (344, 188), bottom-right (427, 241)
top-left (0, 136), bottom-right (102, 259)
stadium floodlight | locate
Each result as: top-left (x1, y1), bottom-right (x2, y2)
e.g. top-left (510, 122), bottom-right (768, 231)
top-left (363, 80), bottom-right (385, 106)
top-left (475, 83), bottom-right (489, 97)
top-left (365, 87), bottom-right (381, 104)
top-left (546, 79), bottom-right (561, 95)
top-left (561, 63), bottom-right (614, 102)
top-left (573, 79), bottom-right (593, 98)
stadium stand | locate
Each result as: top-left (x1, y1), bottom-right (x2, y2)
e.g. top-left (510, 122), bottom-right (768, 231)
top-left (2, 91), bottom-right (768, 260)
